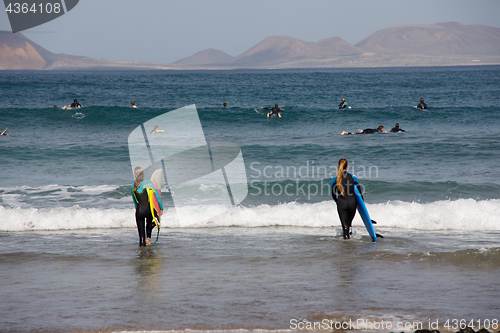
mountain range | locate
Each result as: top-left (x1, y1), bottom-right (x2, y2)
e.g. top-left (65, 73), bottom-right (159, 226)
top-left (1, 22), bottom-right (500, 70)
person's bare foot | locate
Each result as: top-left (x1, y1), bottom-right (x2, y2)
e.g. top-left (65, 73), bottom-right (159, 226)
top-left (146, 238), bottom-right (151, 246)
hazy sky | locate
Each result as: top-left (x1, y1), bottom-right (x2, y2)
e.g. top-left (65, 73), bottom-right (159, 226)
top-left (1, 0), bottom-right (500, 63)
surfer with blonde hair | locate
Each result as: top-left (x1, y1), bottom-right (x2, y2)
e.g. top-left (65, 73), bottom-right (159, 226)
top-left (332, 158), bottom-right (362, 239)
top-left (131, 167), bottom-right (163, 246)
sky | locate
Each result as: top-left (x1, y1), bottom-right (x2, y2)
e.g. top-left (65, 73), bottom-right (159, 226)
top-left (1, 0), bottom-right (500, 64)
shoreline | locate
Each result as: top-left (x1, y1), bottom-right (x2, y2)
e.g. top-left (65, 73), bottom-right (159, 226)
top-left (1, 61), bottom-right (499, 71)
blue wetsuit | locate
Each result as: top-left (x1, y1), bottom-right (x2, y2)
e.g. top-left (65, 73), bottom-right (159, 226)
top-left (131, 180), bottom-right (163, 246)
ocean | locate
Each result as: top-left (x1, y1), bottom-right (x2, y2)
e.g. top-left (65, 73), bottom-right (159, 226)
top-left (1, 66), bottom-right (499, 333)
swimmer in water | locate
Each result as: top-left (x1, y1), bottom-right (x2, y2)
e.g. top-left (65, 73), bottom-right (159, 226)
top-left (261, 104), bottom-right (283, 118)
top-left (338, 98), bottom-right (348, 109)
top-left (151, 125), bottom-right (163, 134)
top-left (417, 98), bottom-right (427, 109)
top-left (390, 123), bottom-right (406, 132)
top-left (131, 101), bottom-right (137, 108)
top-left (63, 99), bottom-right (82, 110)
top-left (342, 125), bottom-right (387, 135)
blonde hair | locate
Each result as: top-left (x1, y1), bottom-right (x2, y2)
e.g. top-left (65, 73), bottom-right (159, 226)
top-left (336, 158), bottom-right (348, 196)
top-left (133, 167), bottom-right (144, 191)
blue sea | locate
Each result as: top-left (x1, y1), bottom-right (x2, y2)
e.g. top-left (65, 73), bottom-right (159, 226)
top-left (1, 66), bottom-right (500, 333)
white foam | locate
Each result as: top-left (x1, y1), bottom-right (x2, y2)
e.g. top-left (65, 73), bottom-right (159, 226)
top-left (368, 199), bottom-right (500, 231)
top-left (0, 206), bottom-right (135, 232)
top-left (1, 199), bottom-right (499, 232)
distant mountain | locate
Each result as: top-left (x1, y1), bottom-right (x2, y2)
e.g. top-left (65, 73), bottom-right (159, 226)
top-left (0, 31), bottom-right (179, 70)
top-left (0, 31), bottom-right (56, 69)
top-left (355, 22), bottom-right (500, 56)
top-left (2, 22), bottom-right (500, 70)
top-left (223, 35), bottom-right (364, 67)
top-left (174, 48), bottom-right (233, 65)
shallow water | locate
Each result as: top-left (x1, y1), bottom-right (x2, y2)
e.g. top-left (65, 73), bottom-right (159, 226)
top-left (1, 227), bottom-right (499, 332)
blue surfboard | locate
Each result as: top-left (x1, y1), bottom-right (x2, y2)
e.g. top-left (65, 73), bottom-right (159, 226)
top-left (354, 185), bottom-right (377, 242)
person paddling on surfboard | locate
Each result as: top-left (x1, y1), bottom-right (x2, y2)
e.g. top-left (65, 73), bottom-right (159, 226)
top-left (261, 104), bottom-right (283, 118)
top-left (341, 125), bottom-right (387, 135)
top-left (131, 167), bottom-right (163, 247)
top-left (332, 158), bottom-right (362, 239)
top-left (151, 125), bottom-right (163, 134)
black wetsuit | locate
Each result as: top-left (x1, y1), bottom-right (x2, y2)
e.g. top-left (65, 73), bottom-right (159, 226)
top-left (263, 106), bottom-right (282, 116)
top-left (332, 172), bottom-right (362, 239)
top-left (339, 101), bottom-right (347, 109)
top-left (417, 102), bottom-right (427, 109)
top-left (133, 190), bottom-right (156, 247)
top-left (70, 101), bottom-right (82, 108)
top-left (390, 126), bottom-right (405, 132)
top-left (361, 128), bottom-right (379, 134)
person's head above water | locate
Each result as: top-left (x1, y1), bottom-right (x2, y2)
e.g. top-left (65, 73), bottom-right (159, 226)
top-left (395, 123), bottom-right (400, 128)
top-left (275, 104), bottom-right (278, 107)
top-left (342, 98), bottom-right (346, 102)
top-left (74, 99), bottom-right (78, 102)
top-left (420, 98), bottom-right (424, 103)
top-left (378, 125), bottom-right (384, 131)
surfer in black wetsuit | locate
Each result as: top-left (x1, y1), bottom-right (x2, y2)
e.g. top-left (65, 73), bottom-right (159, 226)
top-left (390, 123), bottom-right (405, 132)
top-left (341, 125), bottom-right (386, 135)
top-left (339, 98), bottom-right (348, 109)
top-left (62, 99), bottom-right (82, 110)
top-left (71, 99), bottom-right (82, 108)
top-left (131, 167), bottom-right (163, 247)
top-left (261, 104), bottom-right (283, 118)
top-left (417, 98), bottom-right (427, 109)
top-left (332, 158), bottom-right (362, 239)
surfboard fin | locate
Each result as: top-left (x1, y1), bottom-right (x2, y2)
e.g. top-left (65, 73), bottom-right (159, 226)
top-left (371, 219), bottom-right (377, 224)
top-left (375, 233), bottom-right (384, 238)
